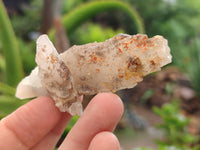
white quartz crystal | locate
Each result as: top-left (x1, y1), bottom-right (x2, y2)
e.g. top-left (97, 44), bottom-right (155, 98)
top-left (16, 33), bottom-right (172, 116)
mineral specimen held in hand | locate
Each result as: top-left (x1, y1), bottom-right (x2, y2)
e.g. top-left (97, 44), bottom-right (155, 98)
top-left (16, 33), bottom-right (172, 116)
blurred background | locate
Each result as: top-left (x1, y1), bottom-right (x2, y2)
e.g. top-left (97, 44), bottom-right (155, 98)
top-left (0, 0), bottom-right (200, 149)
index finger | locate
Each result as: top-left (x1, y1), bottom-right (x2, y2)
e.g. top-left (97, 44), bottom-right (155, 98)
top-left (58, 93), bottom-right (124, 150)
top-left (0, 96), bottom-right (71, 150)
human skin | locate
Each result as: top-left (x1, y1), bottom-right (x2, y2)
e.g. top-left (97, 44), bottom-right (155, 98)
top-left (0, 93), bottom-right (123, 150)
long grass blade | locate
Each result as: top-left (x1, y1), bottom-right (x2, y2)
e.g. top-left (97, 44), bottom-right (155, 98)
top-left (0, 81), bottom-right (16, 96)
top-left (0, 0), bottom-right (24, 86)
top-left (0, 95), bottom-right (28, 119)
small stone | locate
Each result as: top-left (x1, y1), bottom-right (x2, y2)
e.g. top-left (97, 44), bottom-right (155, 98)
top-left (180, 87), bottom-right (195, 100)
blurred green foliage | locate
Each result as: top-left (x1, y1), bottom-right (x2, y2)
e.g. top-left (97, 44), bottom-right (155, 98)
top-left (0, 0), bottom-right (23, 86)
top-left (133, 100), bottom-right (199, 150)
top-left (139, 88), bottom-right (154, 105)
top-left (134, 145), bottom-right (197, 150)
top-left (70, 22), bottom-right (124, 45)
top-left (61, 1), bottom-right (145, 35)
top-left (187, 38), bottom-right (200, 98)
top-left (17, 38), bottom-right (36, 73)
top-left (0, 53), bottom-right (5, 72)
top-left (11, 0), bottom-right (42, 39)
top-left (165, 83), bottom-right (176, 96)
top-left (153, 101), bottom-right (198, 148)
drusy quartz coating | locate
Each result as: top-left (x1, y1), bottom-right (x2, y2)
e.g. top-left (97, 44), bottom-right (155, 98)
top-left (16, 33), bottom-right (172, 116)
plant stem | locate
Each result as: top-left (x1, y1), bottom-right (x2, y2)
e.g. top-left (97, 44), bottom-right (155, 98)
top-left (0, 0), bottom-right (24, 86)
top-left (62, 1), bottom-right (145, 34)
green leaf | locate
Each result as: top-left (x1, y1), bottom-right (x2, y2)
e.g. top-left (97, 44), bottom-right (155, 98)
top-left (60, 1), bottom-right (145, 35)
top-left (0, 81), bottom-right (16, 96)
top-left (0, 95), bottom-right (28, 119)
top-left (140, 89), bottom-right (154, 105)
top-left (0, 0), bottom-right (24, 86)
top-left (0, 53), bottom-right (5, 72)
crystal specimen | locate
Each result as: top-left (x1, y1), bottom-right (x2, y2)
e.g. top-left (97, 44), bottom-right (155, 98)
top-left (16, 33), bottom-right (172, 116)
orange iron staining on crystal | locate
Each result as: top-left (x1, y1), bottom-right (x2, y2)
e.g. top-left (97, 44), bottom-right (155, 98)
top-left (16, 33), bottom-right (172, 116)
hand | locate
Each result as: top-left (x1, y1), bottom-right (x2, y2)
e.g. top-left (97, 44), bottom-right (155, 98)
top-left (0, 93), bottom-right (123, 150)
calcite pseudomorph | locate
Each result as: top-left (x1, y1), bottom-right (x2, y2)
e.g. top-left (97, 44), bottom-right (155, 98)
top-left (16, 33), bottom-right (172, 116)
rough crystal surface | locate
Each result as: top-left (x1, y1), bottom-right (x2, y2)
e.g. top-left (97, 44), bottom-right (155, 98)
top-left (16, 33), bottom-right (172, 116)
